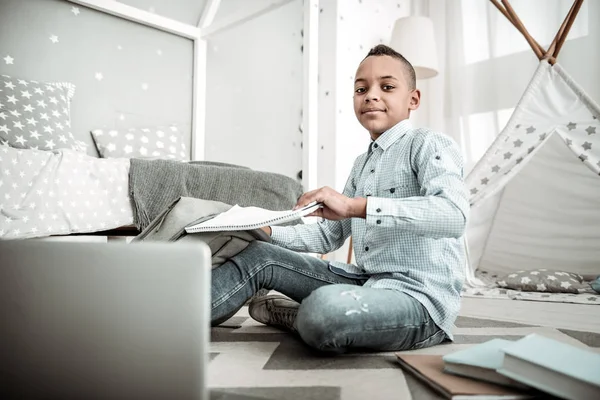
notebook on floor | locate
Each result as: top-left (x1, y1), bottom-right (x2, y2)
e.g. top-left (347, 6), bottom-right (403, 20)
top-left (443, 339), bottom-right (528, 389)
top-left (396, 354), bottom-right (532, 400)
top-left (497, 334), bottom-right (600, 400)
top-left (0, 240), bottom-right (212, 400)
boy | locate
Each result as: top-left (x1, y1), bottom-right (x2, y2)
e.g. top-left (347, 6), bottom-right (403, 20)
top-left (211, 45), bottom-right (469, 353)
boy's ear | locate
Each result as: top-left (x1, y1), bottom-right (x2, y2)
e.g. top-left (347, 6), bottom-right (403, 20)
top-left (409, 89), bottom-right (421, 111)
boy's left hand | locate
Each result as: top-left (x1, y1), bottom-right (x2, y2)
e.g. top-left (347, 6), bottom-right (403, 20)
top-left (295, 186), bottom-right (367, 220)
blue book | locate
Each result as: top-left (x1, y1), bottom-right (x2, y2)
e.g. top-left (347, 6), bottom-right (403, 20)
top-left (443, 339), bottom-right (527, 389)
top-left (497, 334), bottom-right (600, 400)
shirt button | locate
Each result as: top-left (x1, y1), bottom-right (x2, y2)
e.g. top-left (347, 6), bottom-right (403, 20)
top-left (364, 246), bottom-right (369, 251)
top-left (376, 219), bottom-right (381, 224)
top-left (390, 188), bottom-right (396, 193)
top-left (370, 169), bottom-right (375, 173)
top-left (376, 208), bottom-right (381, 212)
top-left (366, 194), bottom-right (371, 197)
top-left (373, 143), bottom-right (378, 148)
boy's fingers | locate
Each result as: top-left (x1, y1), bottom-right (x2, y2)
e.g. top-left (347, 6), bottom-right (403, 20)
top-left (306, 209), bottom-right (324, 218)
top-left (295, 193), bottom-right (319, 209)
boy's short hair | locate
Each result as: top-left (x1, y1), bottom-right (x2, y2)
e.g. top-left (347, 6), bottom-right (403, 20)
top-left (363, 44), bottom-right (416, 90)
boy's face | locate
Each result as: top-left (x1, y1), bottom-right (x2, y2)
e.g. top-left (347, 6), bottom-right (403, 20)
top-left (353, 55), bottom-right (420, 139)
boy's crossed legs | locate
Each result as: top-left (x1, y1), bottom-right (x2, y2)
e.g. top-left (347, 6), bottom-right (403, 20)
top-left (211, 241), bottom-right (446, 353)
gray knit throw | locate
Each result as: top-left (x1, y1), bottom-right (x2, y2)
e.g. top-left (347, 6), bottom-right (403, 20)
top-left (129, 159), bottom-right (304, 230)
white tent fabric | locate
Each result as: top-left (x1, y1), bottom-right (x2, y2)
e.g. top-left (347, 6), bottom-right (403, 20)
top-left (465, 60), bottom-right (600, 286)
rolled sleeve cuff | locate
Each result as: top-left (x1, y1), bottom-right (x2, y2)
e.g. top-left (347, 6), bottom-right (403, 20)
top-left (270, 225), bottom-right (288, 246)
top-left (366, 197), bottom-right (400, 228)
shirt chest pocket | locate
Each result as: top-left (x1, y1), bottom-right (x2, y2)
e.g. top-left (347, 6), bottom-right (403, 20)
top-left (379, 172), bottom-right (418, 198)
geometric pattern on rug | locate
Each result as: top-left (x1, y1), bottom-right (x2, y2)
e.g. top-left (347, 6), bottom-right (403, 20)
top-left (210, 306), bottom-right (599, 400)
top-left (211, 386), bottom-right (340, 400)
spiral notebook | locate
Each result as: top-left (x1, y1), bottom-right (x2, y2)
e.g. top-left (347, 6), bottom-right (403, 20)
top-left (184, 202), bottom-right (323, 233)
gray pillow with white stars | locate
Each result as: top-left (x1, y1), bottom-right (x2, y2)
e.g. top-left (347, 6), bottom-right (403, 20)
top-left (497, 269), bottom-right (594, 294)
top-left (0, 74), bottom-right (86, 152)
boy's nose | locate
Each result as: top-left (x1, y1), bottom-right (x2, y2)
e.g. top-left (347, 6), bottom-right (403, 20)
top-left (365, 89), bottom-right (380, 102)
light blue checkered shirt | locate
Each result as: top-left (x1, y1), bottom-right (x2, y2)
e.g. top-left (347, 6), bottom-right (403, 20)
top-left (271, 120), bottom-right (469, 338)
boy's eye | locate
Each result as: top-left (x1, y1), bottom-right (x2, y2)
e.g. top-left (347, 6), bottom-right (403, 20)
top-left (355, 87), bottom-right (366, 94)
top-left (382, 85), bottom-right (394, 90)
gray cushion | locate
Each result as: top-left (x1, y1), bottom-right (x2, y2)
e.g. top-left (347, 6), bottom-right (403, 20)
top-left (497, 269), bottom-right (594, 294)
top-left (91, 126), bottom-right (188, 160)
top-left (0, 74), bottom-right (86, 152)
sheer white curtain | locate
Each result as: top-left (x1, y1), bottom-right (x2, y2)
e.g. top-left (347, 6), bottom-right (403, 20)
top-left (419, 0), bottom-right (592, 172)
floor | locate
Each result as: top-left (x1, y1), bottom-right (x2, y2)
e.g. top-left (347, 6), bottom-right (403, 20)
top-left (208, 297), bottom-right (600, 400)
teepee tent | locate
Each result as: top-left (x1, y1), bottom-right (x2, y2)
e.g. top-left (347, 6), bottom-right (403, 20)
top-left (465, 0), bottom-right (600, 286)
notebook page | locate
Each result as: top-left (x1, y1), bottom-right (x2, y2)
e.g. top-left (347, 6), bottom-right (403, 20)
top-left (185, 202), bottom-right (322, 232)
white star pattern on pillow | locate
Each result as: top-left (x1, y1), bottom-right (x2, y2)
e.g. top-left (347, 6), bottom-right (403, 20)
top-left (0, 144), bottom-right (133, 239)
top-left (560, 281), bottom-right (572, 289)
top-left (536, 283), bottom-right (547, 291)
top-left (0, 75), bottom-right (86, 152)
top-left (91, 126), bottom-right (188, 160)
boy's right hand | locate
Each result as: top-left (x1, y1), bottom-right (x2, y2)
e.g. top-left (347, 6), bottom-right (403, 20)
top-left (260, 226), bottom-right (272, 236)
top-left (295, 186), bottom-right (366, 220)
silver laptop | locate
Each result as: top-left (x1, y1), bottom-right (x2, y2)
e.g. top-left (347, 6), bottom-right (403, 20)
top-left (0, 240), bottom-right (211, 400)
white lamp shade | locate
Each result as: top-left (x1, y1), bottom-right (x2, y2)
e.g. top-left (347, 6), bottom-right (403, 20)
top-left (390, 16), bottom-right (439, 80)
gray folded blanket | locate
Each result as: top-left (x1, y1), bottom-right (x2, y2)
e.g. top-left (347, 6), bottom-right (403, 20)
top-left (129, 159), bottom-right (304, 230)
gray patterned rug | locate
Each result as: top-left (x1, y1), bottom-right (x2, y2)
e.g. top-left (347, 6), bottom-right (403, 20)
top-left (209, 305), bottom-right (600, 400)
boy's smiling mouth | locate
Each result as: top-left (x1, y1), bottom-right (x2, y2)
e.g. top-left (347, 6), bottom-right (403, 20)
top-left (362, 108), bottom-right (385, 114)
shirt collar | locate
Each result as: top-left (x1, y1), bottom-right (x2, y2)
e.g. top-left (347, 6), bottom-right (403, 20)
top-left (372, 119), bottom-right (412, 151)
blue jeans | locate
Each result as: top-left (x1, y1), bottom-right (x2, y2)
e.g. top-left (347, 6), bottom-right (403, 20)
top-left (211, 241), bottom-right (447, 353)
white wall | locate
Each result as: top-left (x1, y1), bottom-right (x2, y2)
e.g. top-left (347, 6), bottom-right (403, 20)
top-left (0, 0), bottom-right (194, 156)
top-left (204, 0), bottom-right (304, 180)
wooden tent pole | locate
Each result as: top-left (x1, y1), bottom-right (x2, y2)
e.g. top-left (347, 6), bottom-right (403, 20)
top-left (490, 0), bottom-right (546, 58)
top-left (489, 0), bottom-right (514, 23)
top-left (546, 0), bottom-right (578, 59)
top-left (346, 236), bottom-right (353, 264)
top-left (501, 0), bottom-right (545, 60)
top-left (553, 0), bottom-right (584, 59)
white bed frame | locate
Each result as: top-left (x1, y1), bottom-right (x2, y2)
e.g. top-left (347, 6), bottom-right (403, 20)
top-left (66, 0), bottom-right (319, 192)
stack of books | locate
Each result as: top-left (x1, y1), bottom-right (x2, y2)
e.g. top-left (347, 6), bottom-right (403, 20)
top-left (395, 334), bottom-right (600, 400)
